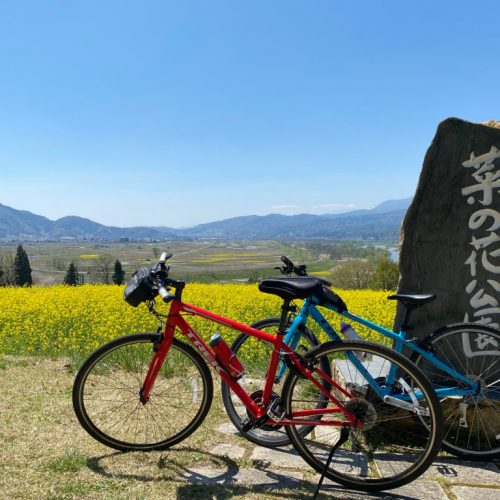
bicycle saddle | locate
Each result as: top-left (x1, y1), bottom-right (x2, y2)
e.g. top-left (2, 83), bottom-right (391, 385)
top-left (258, 277), bottom-right (348, 312)
top-left (259, 277), bottom-right (324, 301)
top-left (387, 293), bottom-right (436, 308)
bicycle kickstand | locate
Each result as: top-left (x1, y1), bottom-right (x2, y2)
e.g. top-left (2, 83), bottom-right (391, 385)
top-left (312, 425), bottom-right (350, 500)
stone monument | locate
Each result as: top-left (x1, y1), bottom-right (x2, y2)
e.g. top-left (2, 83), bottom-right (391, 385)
top-left (395, 118), bottom-right (500, 338)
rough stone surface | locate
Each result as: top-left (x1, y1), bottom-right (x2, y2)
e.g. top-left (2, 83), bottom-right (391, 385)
top-left (210, 443), bottom-right (246, 460)
top-left (217, 422), bottom-right (240, 435)
top-left (452, 486), bottom-right (500, 500)
top-left (184, 426), bottom-right (499, 498)
top-left (395, 117), bottom-right (500, 338)
top-left (181, 466), bottom-right (305, 487)
top-left (422, 458), bottom-right (500, 485)
top-left (315, 478), bottom-right (448, 499)
top-left (250, 445), bottom-right (310, 469)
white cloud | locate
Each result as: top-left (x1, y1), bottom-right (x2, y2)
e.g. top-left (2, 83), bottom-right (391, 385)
top-left (311, 203), bottom-right (356, 212)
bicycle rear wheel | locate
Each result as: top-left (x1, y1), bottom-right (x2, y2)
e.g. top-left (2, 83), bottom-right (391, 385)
top-left (73, 333), bottom-right (213, 451)
top-left (221, 317), bottom-right (330, 448)
top-left (283, 341), bottom-right (443, 492)
top-left (412, 323), bottom-right (500, 460)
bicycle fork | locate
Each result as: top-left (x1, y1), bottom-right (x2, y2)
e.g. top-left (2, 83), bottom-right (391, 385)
top-left (139, 326), bottom-right (175, 404)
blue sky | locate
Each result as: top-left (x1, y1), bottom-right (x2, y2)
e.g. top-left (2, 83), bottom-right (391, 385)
top-left (0, 1), bottom-right (499, 228)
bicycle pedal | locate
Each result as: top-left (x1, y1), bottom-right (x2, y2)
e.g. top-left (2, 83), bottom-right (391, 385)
top-left (241, 417), bottom-right (253, 432)
top-left (241, 413), bottom-right (269, 432)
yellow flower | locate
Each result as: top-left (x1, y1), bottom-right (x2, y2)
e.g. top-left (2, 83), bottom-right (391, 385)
top-left (0, 284), bottom-right (396, 356)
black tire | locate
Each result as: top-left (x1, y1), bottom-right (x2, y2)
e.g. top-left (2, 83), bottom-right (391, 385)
top-left (283, 340), bottom-right (443, 492)
top-left (221, 317), bottom-right (330, 448)
top-left (411, 323), bottom-right (500, 460)
top-left (73, 334), bottom-right (213, 451)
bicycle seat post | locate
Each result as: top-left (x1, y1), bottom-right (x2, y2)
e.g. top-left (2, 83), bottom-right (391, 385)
top-left (401, 306), bottom-right (413, 332)
top-left (278, 299), bottom-right (293, 335)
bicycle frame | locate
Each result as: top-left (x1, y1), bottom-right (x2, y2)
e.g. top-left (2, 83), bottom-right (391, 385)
top-left (280, 297), bottom-right (478, 399)
top-left (141, 298), bottom-right (360, 428)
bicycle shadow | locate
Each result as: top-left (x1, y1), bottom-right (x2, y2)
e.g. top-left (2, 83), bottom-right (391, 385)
top-left (85, 447), bottom-right (421, 499)
top-left (85, 447), bottom-right (310, 498)
top-left (175, 461), bottom-right (420, 500)
top-left (425, 455), bottom-right (499, 479)
top-left (86, 447), bottom-right (239, 484)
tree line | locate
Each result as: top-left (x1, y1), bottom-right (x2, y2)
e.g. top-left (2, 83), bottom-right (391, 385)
top-left (329, 257), bottom-right (400, 290)
top-left (0, 245), bottom-right (126, 286)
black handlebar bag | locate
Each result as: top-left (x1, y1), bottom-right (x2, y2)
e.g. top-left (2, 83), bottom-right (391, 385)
top-left (124, 267), bottom-right (157, 307)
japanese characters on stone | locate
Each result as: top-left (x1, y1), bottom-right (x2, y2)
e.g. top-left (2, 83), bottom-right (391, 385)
top-left (462, 146), bottom-right (500, 330)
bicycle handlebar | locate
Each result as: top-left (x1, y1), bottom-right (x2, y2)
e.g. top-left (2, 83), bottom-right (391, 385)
top-left (276, 255), bottom-right (308, 276)
top-left (149, 252), bottom-right (185, 303)
top-left (276, 256), bottom-right (332, 286)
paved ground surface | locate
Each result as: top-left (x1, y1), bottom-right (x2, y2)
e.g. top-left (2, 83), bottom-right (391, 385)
top-left (193, 423), bottom-right (500, 499)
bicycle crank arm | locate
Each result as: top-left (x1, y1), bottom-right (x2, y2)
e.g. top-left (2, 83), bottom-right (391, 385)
top-left (383, 396), bottom-right (430, 416)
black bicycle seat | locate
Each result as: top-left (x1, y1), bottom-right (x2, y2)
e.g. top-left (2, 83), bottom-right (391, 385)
top-left (387, 293), bottom-right (436, 309)
top-left (259, 277), bottom-right (323, 301)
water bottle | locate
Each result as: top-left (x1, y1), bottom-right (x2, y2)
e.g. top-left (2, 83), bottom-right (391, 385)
top-left (209, 333), bottom-right (245, 380)
top-left (340, 322), bottom-right (362, 341)
top-left (340, 322), bottom-right (371, 361)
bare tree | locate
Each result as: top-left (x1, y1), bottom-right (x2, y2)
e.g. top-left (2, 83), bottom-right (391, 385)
top-left (0, 252), bottom-right (16, 285)
top-left (330, 259), bottom-right (374, 289)
top-left (52, 257), bottom-right (67, 271)
top-left (96, 254), bottom-right (114, 284)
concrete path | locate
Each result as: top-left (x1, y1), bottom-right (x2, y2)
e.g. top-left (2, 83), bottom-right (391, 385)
top-left (184, 423), bottom-right (500, 499)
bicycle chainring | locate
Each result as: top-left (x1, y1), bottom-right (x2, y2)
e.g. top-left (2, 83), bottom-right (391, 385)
top-left (246, 390), bottom-right (284, 431)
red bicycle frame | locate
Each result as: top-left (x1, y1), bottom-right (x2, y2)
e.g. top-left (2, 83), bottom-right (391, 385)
top-left (141, 298), bottom-right (358, 428)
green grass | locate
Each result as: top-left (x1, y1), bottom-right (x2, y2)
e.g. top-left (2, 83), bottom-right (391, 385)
top-left (47, 450), bottom-right (87, 473)
top-left (0, 357), bottom-right (319, 499)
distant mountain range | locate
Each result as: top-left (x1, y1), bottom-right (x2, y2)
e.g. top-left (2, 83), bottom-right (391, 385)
top-left (0, 198), bottom-right (411, 241)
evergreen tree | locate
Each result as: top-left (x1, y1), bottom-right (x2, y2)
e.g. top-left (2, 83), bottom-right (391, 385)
top-left (112, 259), bottom-right (125, 285)
top-left (63, 262), bottom-right (79, 286)
top-left (14, 245), bottom-right (32, 286)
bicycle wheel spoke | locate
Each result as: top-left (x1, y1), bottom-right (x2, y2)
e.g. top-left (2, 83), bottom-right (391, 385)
top-left (73, 335), bottom-right (213, 450)
top-left (413, 325), bottom-right (500, 459)
top-left (284, 341), bottom-right (442, 491)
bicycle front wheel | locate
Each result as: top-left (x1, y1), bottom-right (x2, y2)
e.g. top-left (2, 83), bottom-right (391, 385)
top-left (73, 334), bottom-right (213, 451)
top-left (412, 323), bottom-right (500, 460)
top-left (283, 341), bottom-right (443, 492)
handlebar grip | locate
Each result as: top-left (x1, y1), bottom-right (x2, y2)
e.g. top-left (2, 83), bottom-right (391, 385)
top-left (281, 255), bottom-right (292, 265)
top-left (159, 252), bottom-right (173, 264)
top-left (158, 286), bottom-right (172, 302)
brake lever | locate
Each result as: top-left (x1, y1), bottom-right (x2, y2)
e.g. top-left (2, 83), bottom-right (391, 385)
top-left (275, 265), bottom-right (292, 276)
top-left (295, 264), bottom-right (308, 276)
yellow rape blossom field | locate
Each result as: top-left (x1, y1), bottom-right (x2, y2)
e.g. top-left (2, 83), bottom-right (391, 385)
top-left (0, 284), bottom-right (396, 359)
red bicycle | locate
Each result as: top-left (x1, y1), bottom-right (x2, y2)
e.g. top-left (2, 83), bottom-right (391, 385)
top-left (72, 253), bottom-right (443, 492)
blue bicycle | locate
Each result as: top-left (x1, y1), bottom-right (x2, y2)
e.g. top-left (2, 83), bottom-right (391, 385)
top-left (221, 257), bottom-right (500, 460)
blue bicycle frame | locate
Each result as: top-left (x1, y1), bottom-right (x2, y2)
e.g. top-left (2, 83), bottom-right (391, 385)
top-left (279, 296), bottom-right (479, 400)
